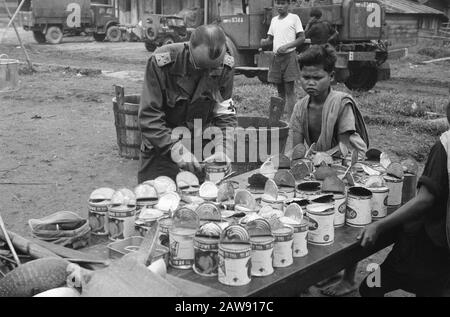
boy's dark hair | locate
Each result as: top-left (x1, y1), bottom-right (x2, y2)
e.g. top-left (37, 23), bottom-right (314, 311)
top-left (310, 8), bottom-right (322, 19)
top-left (190, 24), bottom-right (226, 60)
top-left (298, 44), bottom-right (337, 73)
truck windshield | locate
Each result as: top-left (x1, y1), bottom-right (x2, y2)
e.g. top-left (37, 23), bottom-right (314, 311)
top-left (19, 0), bottom-right (31, 11)
top-left (219, 0), bottom-right (247, 16)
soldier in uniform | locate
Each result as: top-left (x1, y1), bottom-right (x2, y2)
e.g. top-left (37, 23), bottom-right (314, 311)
top-left (138, 24), bottom-right (236, 183)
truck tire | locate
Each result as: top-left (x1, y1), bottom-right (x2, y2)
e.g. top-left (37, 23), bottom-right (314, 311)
top-left (45, 26), bottom-right (63, 44)
top-left (106, 26), bottom-right (121, 42)
top-left (33, 31), bottom-right (46, 44)
top-left (345, 64), bottom-right (378, 91)
top-left (93, 33), bottom-right (106, 42)
top-left (145, 41), bottom-right (157, 52)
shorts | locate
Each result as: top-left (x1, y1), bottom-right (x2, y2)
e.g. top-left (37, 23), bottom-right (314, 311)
top-left (268, 51), bottom-right (300, 84)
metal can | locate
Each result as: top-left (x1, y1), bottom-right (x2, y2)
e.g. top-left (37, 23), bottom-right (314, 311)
top-left (272, 226), bottom-right (294, 268)
top-left (306, 203), bottom-right (335, 246)
top-left (260, 194), bottom-right (288, 211)
top-left (296, 181), bottom-right (321, 199)
top-left (218, 243), bottom-right (252, 286)
top-left (108, 206), bottom-right (136, 241)
top-left (278, 186), bottom-right (295, 200)
top-left (88, 188), bottom-right (115, 236)
top-left (169, 227), bottom-right (197, 269)
top-left (370, 187), bottom-right (389, 220)
top-left (292, 219), bottom-right (309, 258)
top-left (157, 217), bottom-right (173, 248)
top-left (384, 176), bottom-right (403, 207)
top-left (250, 236), bottom-right (274, 277)
top-left (193, 222), bottom-right (221, 277)
top-left (205, 162), bottom-right (231, 184)
top-left (346, 187), bottom-right (373, 228)
top-left (333, 193), bottom-right (347, 228)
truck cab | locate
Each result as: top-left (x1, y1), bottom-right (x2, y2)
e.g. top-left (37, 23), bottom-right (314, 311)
top-left (142, 14), bottom-right (192, 52)
top-left (19, 0), bottom-right (120, 44)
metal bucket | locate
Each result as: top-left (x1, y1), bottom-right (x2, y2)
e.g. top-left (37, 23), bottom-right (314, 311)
top-left (0, 54), bottom-right (19, 93)
top-left (232, 117), bottom-right (290, 174)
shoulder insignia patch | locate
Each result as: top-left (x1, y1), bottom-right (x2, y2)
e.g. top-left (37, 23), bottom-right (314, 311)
top-left (223, 54), bottom-right (234, 68)
top-left (155, 52), bottom-right (172, 67)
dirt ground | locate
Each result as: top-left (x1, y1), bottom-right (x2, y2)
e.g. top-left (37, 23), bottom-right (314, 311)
top-left (1, 29), bottom-right (449, 297)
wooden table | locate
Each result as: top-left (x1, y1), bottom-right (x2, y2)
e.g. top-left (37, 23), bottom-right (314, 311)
top-left (84, 170), bottom-right (397, 297)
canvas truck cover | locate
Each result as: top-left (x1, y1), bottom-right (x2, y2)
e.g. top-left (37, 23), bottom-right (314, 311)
top-left (31, 0), bottom-right (92, 27)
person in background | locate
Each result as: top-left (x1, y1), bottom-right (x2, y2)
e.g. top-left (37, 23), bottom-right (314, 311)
top-left (358, 100), bottom-right (450, 297)
top-left (260, 0), bottom-right (305, 118)
top-left (304, 8), bottom-right (339, 45)
top-left (138, 24), bottom-right (237, 183)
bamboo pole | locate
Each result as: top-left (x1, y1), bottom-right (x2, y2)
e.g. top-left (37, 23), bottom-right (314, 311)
top-left (0, 0), bottom-right (26, 44)
top-left (1, 0), bottom-right (33, 70)
top-left (0, 213), bottom-right (21, 266)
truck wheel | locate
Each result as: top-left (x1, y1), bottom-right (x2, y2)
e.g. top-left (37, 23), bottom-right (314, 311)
top-left (45, 26), bottom-right (63, 44)
top-left (345, 65), bottom-right (378, 91)
top-left (145, 41), bottom-right (157, 52)
top-left (106, 26), bottom-right (122, 42)
top-left (33, 31), bottom-right (46, 44)
top-left (93, 33), bottom-right (106, 42)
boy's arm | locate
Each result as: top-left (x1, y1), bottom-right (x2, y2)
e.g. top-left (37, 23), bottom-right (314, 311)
top-left (277, 15), bottom-right (305, 54)
top-left (277, 32), bottom-right (305, 54)
top-left (261, 35), bottom-right (274, 50)
top-left (359, 186), bottom-right (435, 248)
top-left (359, 141), bottom-right (448, 248)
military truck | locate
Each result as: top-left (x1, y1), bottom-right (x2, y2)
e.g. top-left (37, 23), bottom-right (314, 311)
top-left (19, 0), bottom-right (121, 44)
top-left (142, 14), bottom-right (193, 52)
top-left (205, 0), bottom-right (390, 91)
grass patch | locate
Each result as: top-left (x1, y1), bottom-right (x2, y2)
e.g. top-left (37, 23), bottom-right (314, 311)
top-left (418, 46), bottom-right (450, 59)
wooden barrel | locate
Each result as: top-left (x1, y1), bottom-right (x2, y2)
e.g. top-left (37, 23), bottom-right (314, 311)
top-left (113, 95), bottom-right (141, 160)
top-left (0, 54), bottom-right (19, 93)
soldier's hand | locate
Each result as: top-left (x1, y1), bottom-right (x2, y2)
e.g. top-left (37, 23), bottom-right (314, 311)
top-left (171, 141), bottom-right (202, 174)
